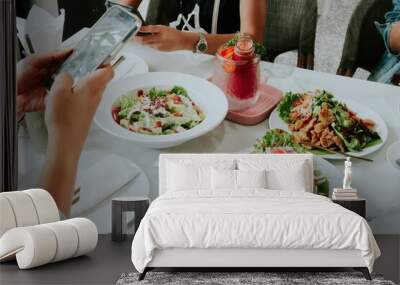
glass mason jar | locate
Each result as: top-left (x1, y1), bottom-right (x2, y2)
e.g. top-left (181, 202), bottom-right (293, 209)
top-left (212, 34), bottom-right (261, 111)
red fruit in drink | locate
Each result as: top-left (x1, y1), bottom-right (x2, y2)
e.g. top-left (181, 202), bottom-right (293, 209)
top-left (228, 35), bottom-right (258, 100)
top-left (219, 46), bottom-right (236, 73)
top-left (220, 46), bottom-right (234, 59)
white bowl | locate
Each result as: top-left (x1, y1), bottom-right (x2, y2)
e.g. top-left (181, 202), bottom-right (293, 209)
top-left (95, 72), bottom-right (228, 149)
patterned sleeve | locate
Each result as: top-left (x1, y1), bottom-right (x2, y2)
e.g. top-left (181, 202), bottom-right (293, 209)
top-left (374, 0), bottom-right (400, 55)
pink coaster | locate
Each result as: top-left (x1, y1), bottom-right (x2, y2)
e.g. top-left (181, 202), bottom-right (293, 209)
top-left (226, 84), bottom-right (283, 125)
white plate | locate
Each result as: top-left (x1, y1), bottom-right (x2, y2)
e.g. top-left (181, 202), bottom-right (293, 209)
top-left (95, 72), bottom-right (228, 149)
top-left (269, 99), bottom-right (388, 159)
top-left (124, 44), bottom-right (214, 79)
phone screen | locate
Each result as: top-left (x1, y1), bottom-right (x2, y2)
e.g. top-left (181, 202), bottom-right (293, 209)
top-left (48, 6), bottom-right (141, 88)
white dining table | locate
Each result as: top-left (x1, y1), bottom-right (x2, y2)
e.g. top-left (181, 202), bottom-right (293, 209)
top-left (19, 42), bottom-right (400, 234)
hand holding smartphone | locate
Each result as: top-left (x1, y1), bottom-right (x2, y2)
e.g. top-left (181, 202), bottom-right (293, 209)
top-left (47, 6), bottom-right (142, 89)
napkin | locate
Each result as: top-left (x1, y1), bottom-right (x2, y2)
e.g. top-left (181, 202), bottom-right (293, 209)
top-left (17, 5), bottom-right (65, 54)
top-left (71, 154), bottom-right (140, 217)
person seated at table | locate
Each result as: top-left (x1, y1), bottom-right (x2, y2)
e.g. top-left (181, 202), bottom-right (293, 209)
top-left (119, 0), bottom-right (266, 54)
top-left (369, 0), bottom-right (400, 85)
top-left (17, 50), bottom-right (114, 217)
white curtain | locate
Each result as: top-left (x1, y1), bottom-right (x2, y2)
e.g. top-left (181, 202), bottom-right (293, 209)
top-left (0, 0), bottom-right (18, 192)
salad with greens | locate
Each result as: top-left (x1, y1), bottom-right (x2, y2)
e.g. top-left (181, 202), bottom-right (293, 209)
top-left (112, 86), bottom-right (205, 135)
top-left (253, 129), bottom-right (307, 154)
top-left (253, 129), bottom-right (329, 197)
top-left (276, 90), bottom-right (382, 153)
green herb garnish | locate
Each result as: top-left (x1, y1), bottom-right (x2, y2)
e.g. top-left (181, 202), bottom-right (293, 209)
top-left (148, 87), bottom-right (167, 101)
top-left (227, 34), bottom-right (266, 56)
top-left (170, 86), bottom-right (188, 97)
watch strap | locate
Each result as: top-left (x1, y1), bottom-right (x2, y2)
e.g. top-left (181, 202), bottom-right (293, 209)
top-left (196, 32), bottom-right (208, 54)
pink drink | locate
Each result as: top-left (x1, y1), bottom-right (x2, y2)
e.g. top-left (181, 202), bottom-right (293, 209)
top-left (213, 35), bottom-right (260, 111)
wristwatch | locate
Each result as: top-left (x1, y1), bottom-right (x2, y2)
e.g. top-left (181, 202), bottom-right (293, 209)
top-left (196, 32), bottom-right (208, 54)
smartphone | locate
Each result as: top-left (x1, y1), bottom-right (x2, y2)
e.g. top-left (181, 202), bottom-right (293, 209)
top-left (47, 6), bottom-right (142, 88)
top-left (106, 0), bottom-right (147, 24)
top-left (131, 8), bottom-right (151, 36)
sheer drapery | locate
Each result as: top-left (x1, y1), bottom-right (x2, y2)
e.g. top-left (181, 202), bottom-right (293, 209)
top-left (0, 0), bottom-right (18, 192)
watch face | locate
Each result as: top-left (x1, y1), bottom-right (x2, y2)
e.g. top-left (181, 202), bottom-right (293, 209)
top-left (198, 42), bottom-right (207, 52)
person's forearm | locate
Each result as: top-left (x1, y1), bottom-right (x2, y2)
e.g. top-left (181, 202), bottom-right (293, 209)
top-left (181, 30), bottom-right (264, 55)
top-left (181, 32), bottom-right (235, 54)
top-left (239, 0), bottom-right (266, 44)
top-left (389, 22), bottom-right (400, 54)
top-left (39, 138), bottom-right (81, 217)
top-left (119, 0), bottom-right (142, 8)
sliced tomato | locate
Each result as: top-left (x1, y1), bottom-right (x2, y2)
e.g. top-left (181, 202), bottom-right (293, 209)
top-left (220, 46), bottom-right (234, 59)
top-left (271, 148), bottom-right (288, 154)
top-left (173, 95), bottom-right (182, 104)
top-left (111, 107), bottom-right (121, 123)
top-left (293, 99), bottom-right (303, 107)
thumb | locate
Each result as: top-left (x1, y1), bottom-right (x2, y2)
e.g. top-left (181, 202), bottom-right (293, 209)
top-left (75, 66), bottom-right (114, 95)
top-left (50, 73), bottom-right (74, 96)
top-left (45, 73), bottom-right (74, 121)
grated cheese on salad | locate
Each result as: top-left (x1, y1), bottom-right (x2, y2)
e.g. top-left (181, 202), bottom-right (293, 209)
top-left (112, 86), bottom-right (205, 135)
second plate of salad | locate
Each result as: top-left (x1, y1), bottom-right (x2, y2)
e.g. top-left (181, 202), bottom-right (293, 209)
top-left (269, 90), bottom-right (388, 159)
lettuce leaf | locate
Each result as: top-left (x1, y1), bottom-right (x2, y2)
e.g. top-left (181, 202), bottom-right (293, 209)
top-left (277, 92), bottom-right (302, 123)
top-left (254, 129), bottom-right (306, 153)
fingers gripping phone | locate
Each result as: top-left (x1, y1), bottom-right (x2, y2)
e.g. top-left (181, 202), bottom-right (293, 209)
top-left (47, 6), bottom-right (142, 89)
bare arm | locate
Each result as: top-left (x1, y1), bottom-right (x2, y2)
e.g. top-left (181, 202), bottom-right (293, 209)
top-left (39, 68), bottom-right (114, 217)
top-left (183, 0), bottom-right (266, 54)
top-left (119, 0), bottom-right (142, 9)
top-left (389, 22), bottom-right (400, 54)
top-left (181, 32), bottom-right (235, 55)
top-left (239, 0), bottom-right (267, 43)
top-left (40, 138), bottom-right (80, 218)
top-left (135, 0), bottom-right (266, 54)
